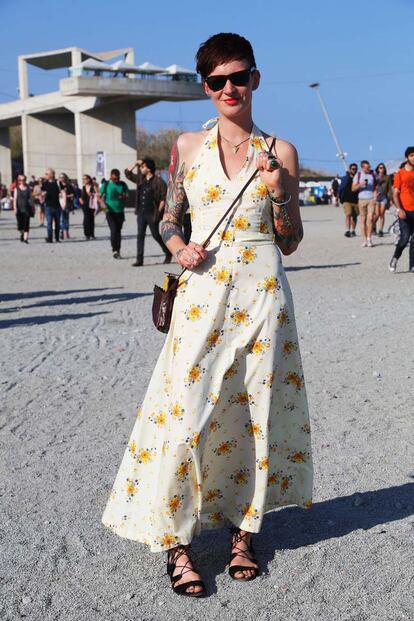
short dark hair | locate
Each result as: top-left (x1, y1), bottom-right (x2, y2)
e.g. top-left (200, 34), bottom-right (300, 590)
top-left (404, 146), bottom-right (414, 158)
top-left (110, 168), bottom-right (120, 177)
top-left (195, 33), bottom-right (256, 79)
top-left (349, 163), bottom-right (357, 169)
top-left (360, 160), bottom-right (370, 167)
top-left (143, 158), bottom-right (156, 174)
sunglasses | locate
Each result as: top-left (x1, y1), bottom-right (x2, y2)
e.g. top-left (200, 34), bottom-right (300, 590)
top-left (205, 68), bottom-right (255, 92)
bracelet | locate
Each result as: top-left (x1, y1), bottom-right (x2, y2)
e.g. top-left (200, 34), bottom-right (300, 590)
top-left (268, 192), bottom-right (291, 206)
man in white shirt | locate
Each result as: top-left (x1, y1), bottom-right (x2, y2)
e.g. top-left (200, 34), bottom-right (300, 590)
top-left (352, 160), bottom-right (376, 247)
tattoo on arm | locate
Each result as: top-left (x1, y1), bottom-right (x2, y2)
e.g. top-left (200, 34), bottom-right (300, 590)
top-left (160, 141), bottom-right (187, 244)
top-left (272, 203), bottom-right (303, 249)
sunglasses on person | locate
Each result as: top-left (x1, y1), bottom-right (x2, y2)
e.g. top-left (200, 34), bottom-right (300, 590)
top-left (205, 68), bottom-right (255, 92)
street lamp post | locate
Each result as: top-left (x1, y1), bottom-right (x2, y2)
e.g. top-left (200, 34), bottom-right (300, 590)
top-left (309, 82), bottom-right (348, 172)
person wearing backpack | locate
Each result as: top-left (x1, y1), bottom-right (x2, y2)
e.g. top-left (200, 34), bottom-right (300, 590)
top-left (100, 169), bottom-right (129, 259)
top-left (352, 160), bottom-right (377, 247)
top-left (339, 163), bottom-right (359, 237)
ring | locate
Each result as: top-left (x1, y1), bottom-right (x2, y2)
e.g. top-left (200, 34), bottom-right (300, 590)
top-left (269, 158), bottom-right (279, 169)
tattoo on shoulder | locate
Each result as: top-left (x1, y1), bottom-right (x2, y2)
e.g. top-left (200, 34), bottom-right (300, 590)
top-left (160, 141), bottom-right (186, 243)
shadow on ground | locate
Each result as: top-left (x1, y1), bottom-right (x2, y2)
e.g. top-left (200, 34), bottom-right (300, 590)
top-left (285, 262), bottom-right (360, 271)
top-left (190, 482), bottom-right (413, 595)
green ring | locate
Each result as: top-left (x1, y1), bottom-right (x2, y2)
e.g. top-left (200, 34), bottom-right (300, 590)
top-left (269, 158), bottom-right (278, 169)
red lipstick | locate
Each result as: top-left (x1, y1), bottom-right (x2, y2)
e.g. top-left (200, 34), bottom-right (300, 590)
top-left (224, 98), bottom-right (238, 105)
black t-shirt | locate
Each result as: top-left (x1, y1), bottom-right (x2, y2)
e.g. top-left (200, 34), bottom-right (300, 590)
top-left (41, 180), bottom-right (60, 208)
top-left (138, 178), bottom-right (155, 212)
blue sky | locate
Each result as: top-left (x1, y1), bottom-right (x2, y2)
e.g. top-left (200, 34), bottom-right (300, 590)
top-left (1, 0), bottom-right (413, 173)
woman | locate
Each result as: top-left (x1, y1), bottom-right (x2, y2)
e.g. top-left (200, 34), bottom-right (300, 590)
top-left (79, 175), bottom-right (97, 240)
top-left (13, 174), bottom-right (32, 243)
top-left (102, 33), bottom-right (313, 597)
top-left (32, 178), bottom-right (45, 226)
top-left (374, 163), bottom-right (392, 237)
top-left (58, 173), bottom-right (74, 240)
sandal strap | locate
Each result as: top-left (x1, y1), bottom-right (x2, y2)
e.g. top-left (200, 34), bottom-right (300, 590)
top-left (167, 545), bottom-right (205, 593)
top-left (173, 580), bottom-right (205, 595)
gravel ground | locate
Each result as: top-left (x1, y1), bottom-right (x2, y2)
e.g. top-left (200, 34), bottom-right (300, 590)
top-left (1, 206), bottom-right (413, 621)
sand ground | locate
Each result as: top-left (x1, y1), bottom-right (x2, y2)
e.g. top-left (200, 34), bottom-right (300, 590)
top-left (1, 206), bottom-right (413, 621)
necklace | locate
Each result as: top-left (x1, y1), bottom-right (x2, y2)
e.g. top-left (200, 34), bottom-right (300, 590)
top-left (219, 132), bottom-right (251, 154)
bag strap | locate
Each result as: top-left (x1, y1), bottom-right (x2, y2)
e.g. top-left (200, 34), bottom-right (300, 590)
top-left (172, 136), bottom-right (276, 286)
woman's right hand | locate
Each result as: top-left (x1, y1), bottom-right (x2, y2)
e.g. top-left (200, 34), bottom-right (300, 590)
top-left (398, 208), bottom-right (407, 220)
top-left (175, 242), bottom-right (207, 269)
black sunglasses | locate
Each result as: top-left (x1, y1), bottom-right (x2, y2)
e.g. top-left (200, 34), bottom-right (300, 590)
top-left (205, 68), bottom-right (255, 92)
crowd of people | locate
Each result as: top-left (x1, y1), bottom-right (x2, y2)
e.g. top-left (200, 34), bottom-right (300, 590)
top-left (336, 148), bottom-right (414, 271)
top-left (1, 158), bottom-right (184, 264)
top-left (2, 146), bottom-right (414, 275)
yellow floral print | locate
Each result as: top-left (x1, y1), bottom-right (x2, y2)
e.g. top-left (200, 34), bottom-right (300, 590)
top-left (170, 403), bottom-right (184, 420)
top-left (257, 276), bottom-right (280, 293)
top-left (230, 307), bottom-right (251, 327)
top-left (230, 391), bottom-right (255, 406)
top-left (137, 448), bottom-right (154, 464)
top-left (237, 246), bottom-right (257, 265)
top-left (259, 221), bottom-right (270, 234)
top-left (175, 458), bottom-right (192, 482)
top-left (277, 306), bottom-right (290, 325)
top-left (210, 266), bottom-right (232, 285)
top-left (284, 372), bottom-right (304, 391)
top-left (203, 184), bottom-right (224, 203)
top-left (159, 534), bottom-right (179, 548)
top-left (250, 338), bottom-right (271, 356)
top-left (288, 451), bottom-right (309, 463)
top-left (251, 137), bottom-right (264, 151)
top-left (230, 468), bottom-right (250, 485)
top-left (186, 167), bottom-right (198, 183)
top-left (252, 182), bottom-right (268, 199)
top-left (185, 304), bottom-right (203, 321)
top-left (206, 329), bottom-right (222, 352)
top-left (126, 478), bottom-right (138, 497)
top-left (203, 488), bottom-right (223, 502)
top-left (283, 340), bottom-right (298, 357)
top-left (245, 421), bottom-right (264, 438)
top-left (234, 216), bottom-right (250, 231)
top-left (241, 503), bottom-right (260, 520)
top-left (224, 360), bottom-right (239, 379)
top-left (214, 439), bottom-right (237, 456)
top-left (167, 495), bottom-right (183, 516)
top-left (221, 229), bottom-right (234, 242)
top-left (256, 457), bottom-right (269, 470)
top-left (186, 432), bottom-right (201, 449)
top-left (262, 372), bottom-right (274, 389)
top-left (185, 364), bottom-right (205, 386)
top-left (209, 419), bottom-right (221, 432)
top-left (209, 511), bottom-right (224, 524)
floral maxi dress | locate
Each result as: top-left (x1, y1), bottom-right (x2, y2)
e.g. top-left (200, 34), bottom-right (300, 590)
top-left (102, 123), bottom-right (313, 552)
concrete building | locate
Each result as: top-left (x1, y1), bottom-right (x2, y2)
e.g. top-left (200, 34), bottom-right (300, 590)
top-left (0, 47), bottom-right (206, 186)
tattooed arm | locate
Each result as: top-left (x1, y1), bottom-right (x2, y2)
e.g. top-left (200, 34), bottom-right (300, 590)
top-left (258, 138), bottom-right (303, 255)
top-left (161, 136), bottom-right (207, 269)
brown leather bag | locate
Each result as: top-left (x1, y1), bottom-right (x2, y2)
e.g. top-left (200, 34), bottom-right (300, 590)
top-left (152, 138), bottom-right (276, 333)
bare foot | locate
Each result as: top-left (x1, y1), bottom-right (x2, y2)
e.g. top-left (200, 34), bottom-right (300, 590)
top-left (167, 545), bottom-right (204, 595)
top-left (229, 529), bottom-right (258, 580)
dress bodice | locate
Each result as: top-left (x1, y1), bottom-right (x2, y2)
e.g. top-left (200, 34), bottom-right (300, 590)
top-left (183, 123), bottom-right (275, 246)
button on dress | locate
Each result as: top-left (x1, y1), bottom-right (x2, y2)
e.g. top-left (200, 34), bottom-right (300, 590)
top-left (102, 124), bottom-right (313, 552)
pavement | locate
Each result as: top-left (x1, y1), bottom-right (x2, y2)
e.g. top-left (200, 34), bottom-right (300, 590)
top-left (0, 206), bottom-right (413, 621)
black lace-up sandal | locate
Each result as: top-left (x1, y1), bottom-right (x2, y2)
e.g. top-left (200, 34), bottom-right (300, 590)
top-left (166, 545), bottom-right (206, 598)
top-left (228, 527), bottom-right (259, 581)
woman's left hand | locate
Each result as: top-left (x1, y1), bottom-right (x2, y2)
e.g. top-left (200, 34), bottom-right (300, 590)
top-left (256, 151), bottom-right (284, 193)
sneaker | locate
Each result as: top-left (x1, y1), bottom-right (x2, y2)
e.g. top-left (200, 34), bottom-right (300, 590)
top-left (45, 237), bottom-right (53, 243)
top-left (378, 230), bottom-right (384, 238)
top-left (112, 251), bottom-right (120, 259)
top-left (344, 230), bottom-right (351, 238)
top-left (389, 258), bottom-right (397, 272)
top-left (362, 240), bottom-right (368, 247)
top-left (132, 260), bottom-right (143, 267)
top-left (366, 238), bottom-right (373, 247)
top-left (351, 231), bottom-right (356, 237)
